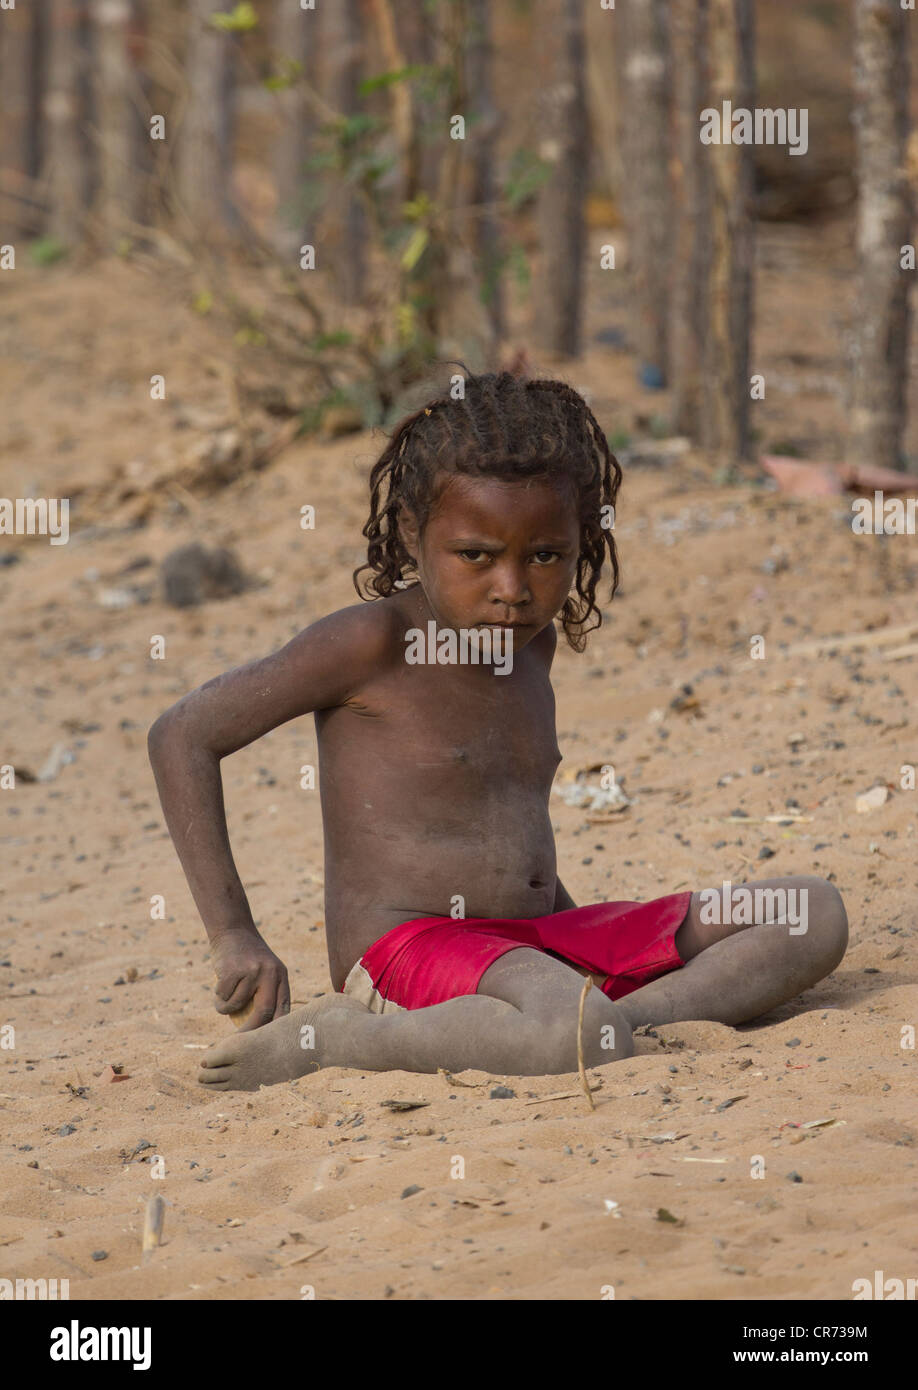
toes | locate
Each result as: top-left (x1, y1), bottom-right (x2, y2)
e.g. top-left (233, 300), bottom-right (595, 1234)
top-left (197, 1066), bottom-right (234, 1086)
top-left (201, 1043), bottom-right (238, 1068)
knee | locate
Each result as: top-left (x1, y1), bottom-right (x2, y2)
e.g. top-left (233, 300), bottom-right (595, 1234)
top-left (796, 876), bottom-right (848, 973)
top-left (539, 992), bottom-right (634, 1072)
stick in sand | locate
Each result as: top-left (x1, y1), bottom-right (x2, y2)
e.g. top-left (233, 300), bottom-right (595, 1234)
top-left (577, 975), bottom-right (596, 1111)
top-left (142, 1194), bottom-right (165, 1259)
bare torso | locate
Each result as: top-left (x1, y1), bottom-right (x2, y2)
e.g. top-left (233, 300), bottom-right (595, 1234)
top-left (316, 591), bottom-right (562, 990)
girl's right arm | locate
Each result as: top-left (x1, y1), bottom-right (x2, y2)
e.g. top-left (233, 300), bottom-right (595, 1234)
top-left (147, 603), bottom-right (398, 1029)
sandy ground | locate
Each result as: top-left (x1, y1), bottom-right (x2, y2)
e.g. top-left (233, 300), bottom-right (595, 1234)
top-left (1, 217), bottom-right (917, 1301)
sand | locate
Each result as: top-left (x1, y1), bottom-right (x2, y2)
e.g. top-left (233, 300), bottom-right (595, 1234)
top-left (1, 219), bottom-right (917, 1300)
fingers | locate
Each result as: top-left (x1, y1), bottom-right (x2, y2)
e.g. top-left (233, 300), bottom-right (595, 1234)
top-left (274, 973), bottom-right (291, 1020)
top-left (213, 970), bottom-right (252, 1012)
top-left (214, 962), bottom-right (290, 1028)
top-left (235, 978), bottom-right (283, 1032)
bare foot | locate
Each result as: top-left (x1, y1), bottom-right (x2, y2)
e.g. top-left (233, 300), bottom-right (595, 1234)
top-left (197, 995), bottom-right (369, 1092)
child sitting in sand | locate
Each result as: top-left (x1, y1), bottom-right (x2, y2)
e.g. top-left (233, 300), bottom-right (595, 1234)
top-left (148, 371), bottom-right (848, 1091)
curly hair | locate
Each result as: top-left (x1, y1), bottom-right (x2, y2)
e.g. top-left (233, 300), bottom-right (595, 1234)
top-left (352, 370), bottom-right (622, 651)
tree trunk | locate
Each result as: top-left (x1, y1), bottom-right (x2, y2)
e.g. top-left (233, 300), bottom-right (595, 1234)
top-left (618, 0), bottom-right (670, 381)
top-left (584, 0), bottom-right (623, 206)
top-left (701, 0), bottom-right (755, 465)
top-left (848, 0), bottom-right (912, 474)
top-left (125, 0), bottom-right (153, 225)
top-left (271, 0), bottom-right (317, 258)
top-left (91, 0), bottom-right (150, 246)
top-left (0, 0), bottom-right (48, 240)
top-left (324, 0), bottom-right (367, 303)
top-left (44, 0), bottom-right (89, 246)
top-left (533, 0), bottom-right (589, 359)
top-left (391, 0), bottom-right (438, 200)
top-left (466, 0), bottom-right (504, 340)
top-left (670, 0), bottom-right (708, 438)
top-left (174, 0), bottom-right (239, 241)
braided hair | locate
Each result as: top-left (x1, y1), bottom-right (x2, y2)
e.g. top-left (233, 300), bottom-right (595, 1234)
top-left (352, 370), bottom-right (622, 651)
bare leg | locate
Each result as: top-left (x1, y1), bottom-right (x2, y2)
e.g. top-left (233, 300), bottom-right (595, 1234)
top-left (198, 947), bottom-right (633, 1091)
top-left (617, 875), bottom-right (848, 1029)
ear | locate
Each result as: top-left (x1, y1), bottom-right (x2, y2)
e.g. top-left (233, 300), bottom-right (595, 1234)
top-left (396, 504), bottom-right (420, 560)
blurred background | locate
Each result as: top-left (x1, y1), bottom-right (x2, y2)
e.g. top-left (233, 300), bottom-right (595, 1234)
top-left (2, 0), bottom-right (918, 522)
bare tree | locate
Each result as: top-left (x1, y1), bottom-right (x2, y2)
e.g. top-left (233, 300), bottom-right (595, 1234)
top-left (392, 0), bottom-right (440, 199)
top-left (0, 0), bottom-right (48, 240)
top-left (848, 0), bottom-right (912, 473)
top-left (43, 0), bottom-right (88, 247)
top-left (271, 0), bottom-right (317, 258)
top-left (466, 0), bottom-right (504, 340)
top-left (584, 0), bottom-right (623, 208)
top-left (533, 0), bottom-right (589, 359)
top-left (91, 0), bottom-right (150, 246)
top-left (701, 0), bottom-right (755, 465)
top-left (174, 0), bottom-right (238, 240)
top-left (670, 0), bottom-right (708, 438)
top-left (618, 0), bottom-right (671, 381)
top-left (324, 0), bottom-right (367, 304)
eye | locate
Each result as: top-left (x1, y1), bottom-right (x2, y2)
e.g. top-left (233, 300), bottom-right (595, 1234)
top-left (458, 549), bottom-right (489, 563)
top-left (532, 550), bottom-right (560, 564)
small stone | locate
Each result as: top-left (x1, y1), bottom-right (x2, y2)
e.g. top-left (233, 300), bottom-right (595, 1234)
top-left (58, 1124), bottom-right (76, 1136)
top-left (786, 1038), bottom-right (801, 1048)
top-left (758, 846), bottom-right (776, 860)
top-left (786, 1171), bottom-right (803, 1183)
top-left (400, 1185), bottom-right (422, 1199)
top-left (490, 1085), bottom-right (516, 1099)
top-left (91, 1250), bottom-right (108, 1262)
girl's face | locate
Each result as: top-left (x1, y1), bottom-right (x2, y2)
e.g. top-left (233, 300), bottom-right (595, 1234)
top-left (399, 474), bottom-right (581, 648)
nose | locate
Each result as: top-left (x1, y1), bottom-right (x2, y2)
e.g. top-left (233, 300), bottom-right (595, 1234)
top-left (487, 559), bottom-right (531, 609)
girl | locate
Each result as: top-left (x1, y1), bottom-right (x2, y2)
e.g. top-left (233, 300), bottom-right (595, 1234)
top-left (148, 371), bottom-right (847, 1089)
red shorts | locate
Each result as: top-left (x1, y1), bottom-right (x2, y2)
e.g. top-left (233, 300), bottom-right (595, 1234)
top-left (341, 892), bottom-right (693, 1013)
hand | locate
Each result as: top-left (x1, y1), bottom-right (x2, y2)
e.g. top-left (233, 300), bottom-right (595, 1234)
top-left (210, 927), bottom-right (291, 1031)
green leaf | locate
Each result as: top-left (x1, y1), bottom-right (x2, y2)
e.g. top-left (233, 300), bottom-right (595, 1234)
top-left (209, 3), bottom-right (258, 33)
top-left (504, 147), bottom-right (553, 211)
top-left (309, 330), bottom-right (354, 351)
top-left (264, 59), bottom-right (303, 92)
top-left (400, 226), bottom-right (429, 272)
top-left (358, 64), bottom-right (427, 96)
top-left (28, 237), bottom-right (68, 266)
